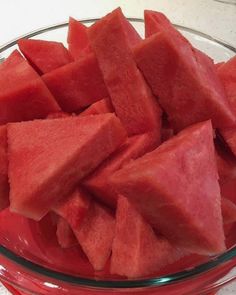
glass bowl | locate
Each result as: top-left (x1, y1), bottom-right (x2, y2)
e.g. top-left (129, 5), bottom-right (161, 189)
top-left (0, 18), bottom-right (236, 295)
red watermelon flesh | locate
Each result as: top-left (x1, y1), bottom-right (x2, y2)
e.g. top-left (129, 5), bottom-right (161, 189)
top-left (110, 120), bottom-right (225, 255)
top-left (67, 17), bottom-right (91, 60)
top-left (8, 114), bottom-right (127, 220)
top-left (134, 31), bottom-right (236, 131)
top-left (217, 56), bottom-right (236, 114)
top-left (221, 197), bottom-right (236, 225)
top-left (0, 126), bottom-right (9, 210)
top-left (53, 187), bottom-right (91, 229)
top-left (111, 196), bottom-right (185, 278)
top-left (73, 198), bottom-right (115, 271)
top-left (18, 39), bottom-right (73, 74)
top-left (46, 111), bottom-right (71, 119)
top-left (56, 216), bottom-right (78, 248)
top-left (144, 10), bottom-right (182, 38)
top-left (80, 98), bottom-right (114, 116)
top-left (88, 8), bottom-right (162, 136)
top-left (0, 209), bottom-right (94, 276)
top-left (0, 50), bottom-right (60, 124)
top-left (215, 62), bottom-right (225, 70)
top-left (0, 50), bottom-right (24, 70)
top-left (42, 53), bottom-right (109, 112)
top-left (83, 132), bottom-right (159, 208)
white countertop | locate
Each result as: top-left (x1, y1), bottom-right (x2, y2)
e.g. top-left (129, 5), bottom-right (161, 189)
top-left (0, 0), bottom-right (235, 294)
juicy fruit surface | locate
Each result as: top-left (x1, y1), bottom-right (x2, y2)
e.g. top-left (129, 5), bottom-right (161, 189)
top-left (88, 8), bottom-right (162, 136)
top-left (69, 193), bottom-right (116, 271)
top-left (83, 132), bottom-right (159, 208)
top-left (54, 187), bottom-right (115, 271)
top-left (0, 50), bottom-right (60, 124)
top-left (53, 187), bottom-right (91, 229)
top-left (67, 17), bottom-right (91, 59)
top-left (134, 30), bottom-right (235, 131)
top-left (43, 53), bottom-right (109, 112)
top-left (80, 98), bottom-right (114, 116)
top-left (8, 114), bottom-right (126, 220)
top-left (111, 196), bottom-right (185, 278)
top-left (18, 39), bottom-right (73, 74)
top-left (110, 121), bottom-right (225, 255)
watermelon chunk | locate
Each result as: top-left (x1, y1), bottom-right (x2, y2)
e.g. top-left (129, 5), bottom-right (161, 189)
top-left (68, 7), bottom-right (141, 55)
top-left (54, 187), bottom-right (114, 270)
top-left (80, 98), bottom-right (113, 116)
top-left (0, 126), bottom-right (9, 210)
top-left (42, 53), bottom-right (109, 112)
top-left (56, 217), bottom-right (78, 248)
top-left (144, 10), bottom-right (181, 38)
top-left (53, 187), bottom-right (91, 229)
top-left (88, 8), bottom-right (162, 136)
top-left (8, 114), bottom-right (127, 220)
top-left (0, 50), bottom-right (24, 69)
top-left (73, 197), bottom-right (115, 271)
top-left (221, 197), bottom-right (236, 225)
top-left (217, 56), bottom-right (236, 114)
top-left (111, 196), bottom-right (185, 278)
top-left (0, 50), bottom-right (60, 124)
top-left (134, 31), bottom-right (236, 131)
top-left (110, 120), bottom-right (225, 255)
top-left (67, 17), bottom-right (91, 60)
top-left (83, 132), bottom-right (159, 208)
top-left (18, 39), bottom-right (73, 74)
top-left (61, 189), bottom-right (115, 270)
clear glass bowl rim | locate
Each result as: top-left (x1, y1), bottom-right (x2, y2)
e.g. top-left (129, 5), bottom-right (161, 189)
top-left (0, 17), bottom-right (236, 290)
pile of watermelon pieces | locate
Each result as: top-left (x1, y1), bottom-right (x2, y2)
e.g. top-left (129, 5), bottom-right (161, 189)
top-left (0, 7), bottom-right (236, 279)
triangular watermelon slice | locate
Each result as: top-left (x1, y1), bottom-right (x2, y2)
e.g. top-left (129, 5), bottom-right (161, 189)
top-left (18, 39), bottom-right (73, 74)
top-left (217, 56), bottom-right (236, 115)
top-left (0, 126), bottom-right (9, 210)
top-left (42, 53), bottom-right (109, 112)
top-left (144, 10), bottom-right (180, 38)
top-left (88, 8), bottom-right (162, 136)
top-left (111, 196), bottom-right (185, 278)
top-left (54, 187), bottom-right (115, 270)
top-left (83, 132), bottom-right (159, 208)
top-left (134, 30), bottom-right (236, 131)
top-left (53, 187), bottom-right (91, 229)
top-left (67, 17), bottom-right (91, 60)
top-left (8, 114), bottom-right (127, 220)
top-left (56, 216), bottom-right (78, 248)
top-left (0, 50), bottom-right (60, 124)
top-left (80, 98), bottom-right (113, 116)
top-left (110, 120), bottom-right (225, 255)
top-left (0, 50), bottom-right (24, 70)
top-left (73, 196), bottom-right (115, 271)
